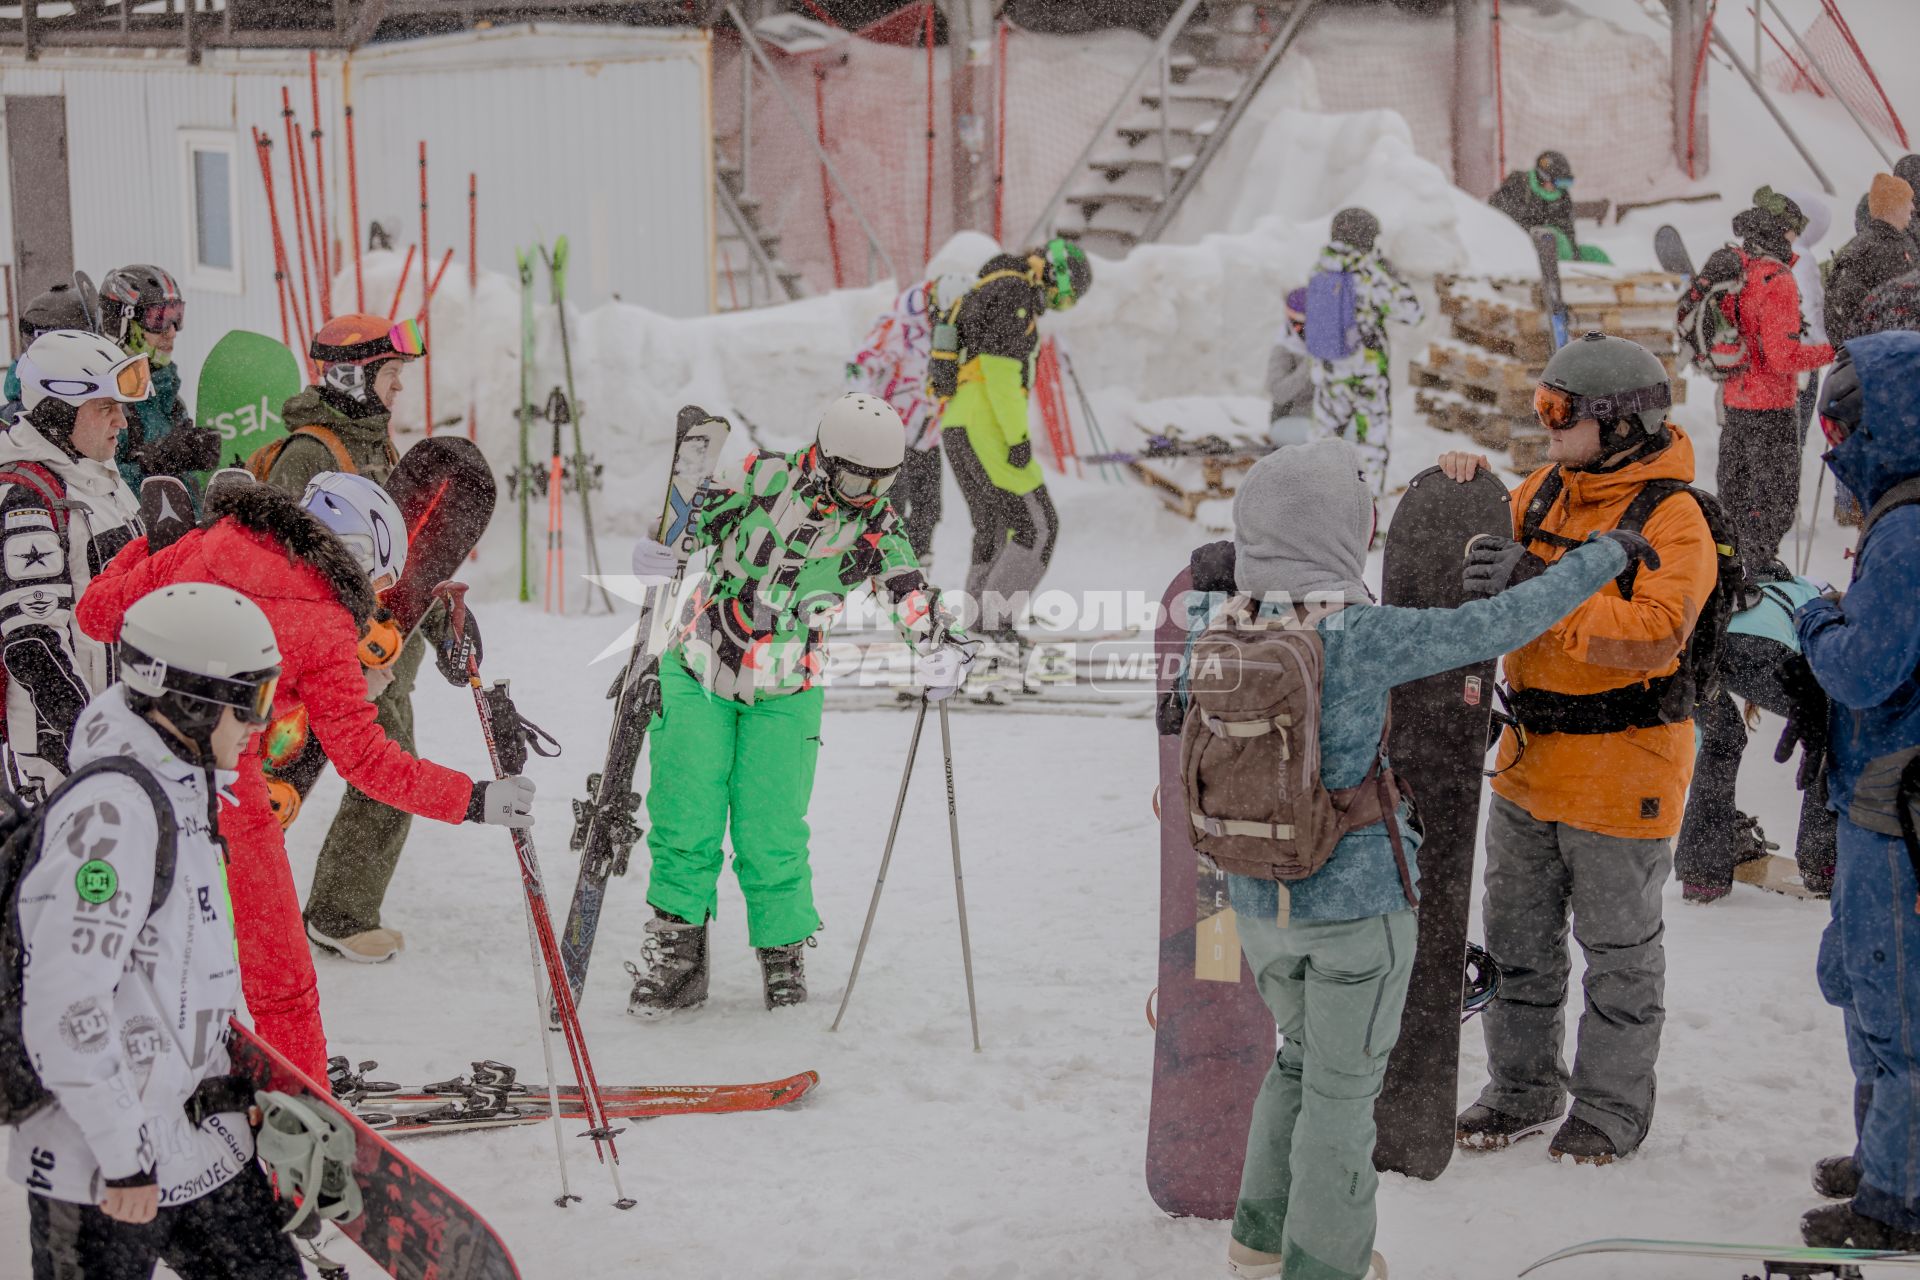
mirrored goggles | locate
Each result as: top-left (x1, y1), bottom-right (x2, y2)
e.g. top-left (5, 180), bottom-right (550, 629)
top-left (1532, 380), bottom-right (1670, 432)
top-left (388, 318), bottom-right (426, 357)
top-left (830, 459), bottom-right (898, 507)
top-left (138, 300), bottom-right (185, 332)
top-left (170, 666), bottom-right (282, 725)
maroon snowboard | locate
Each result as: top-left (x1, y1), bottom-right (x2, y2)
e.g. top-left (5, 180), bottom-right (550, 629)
top-left (1145, 566), bottom-right (1276, 1219)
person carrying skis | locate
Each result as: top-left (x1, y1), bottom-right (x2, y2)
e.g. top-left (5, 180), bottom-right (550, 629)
top-left (4, 281), bottom-right (96, 421)
top-left (1437, 332), bottom-right (1721, 1165)
top-left (76, 474), bottom-right (534, 1079)
top-left (1489, 150), bottom-right (1610, 264)
top-left (99, 265), bottom-right (222, 494)
top-left (933, 238), bottom-right (1090, 691)
top-left (622, 392), bottom-right (974, 1016)
top-left (1719, 188), bottom-right (1835, 578)
top-left (847, 271), bottom-right (973, 567)
top-left (11, 583), bottom-right (303, 1279)
top-left (255, 314), bottom-right (480, 968)
top-left (1826, 175), bottom-right (1917, 346)
top-left (1178, 436), bottom-right (1652, 1280)
top-left (0, 330), bottom-right (150, 797)
top-left (1781, 330), bottom-right (1920, 1252)
top-left (1296, 208), bottom-right (1423, 495)
top-left (1674, 571), bottom-right (1836, 902)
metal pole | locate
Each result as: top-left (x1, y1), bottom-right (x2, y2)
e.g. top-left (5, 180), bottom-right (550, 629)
top-left (1713, 27), bottom-right (1835, 195)
top-left (1760, 0), bottom-right (1896, 168)
top-left (1157, 50), bottom-right (1172, 201)
top-left (938, 698), bottom-right (981, 1053)
top-left (830, 697), bottom-right (929, 1032)
top-left (1452, 0), bottom-right (1500, 197)
top-left (523, 904), bottom-right (579, 1206)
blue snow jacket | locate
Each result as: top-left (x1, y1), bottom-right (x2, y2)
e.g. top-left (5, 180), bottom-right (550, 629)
top-left (1796, 329), bottom-right (1920, 819)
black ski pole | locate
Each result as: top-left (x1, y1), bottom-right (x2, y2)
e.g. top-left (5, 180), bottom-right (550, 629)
top-left (830, 695), bottom-right (929, 1032)
top-left (938, 695), bottom-right (983, 1053)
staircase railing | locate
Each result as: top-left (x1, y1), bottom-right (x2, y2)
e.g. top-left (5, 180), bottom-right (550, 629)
top-left (714, 155), bottom-right (801, 307)
top-left (1021, 0), bottom-right (1208, 249)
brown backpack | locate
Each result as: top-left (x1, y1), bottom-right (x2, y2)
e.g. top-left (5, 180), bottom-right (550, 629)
top-left (244, 425), bottom-right (359, 481)
top-left (1179, 596), bottom-right (1414, 901)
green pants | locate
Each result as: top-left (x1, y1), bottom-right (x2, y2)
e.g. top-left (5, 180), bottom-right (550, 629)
top-left (644, 657), bottom-right (823, 947)
top-left (1233, 908), bottom-right (1417, 1280)
top-left (303, 632), bottom-right (424, 938)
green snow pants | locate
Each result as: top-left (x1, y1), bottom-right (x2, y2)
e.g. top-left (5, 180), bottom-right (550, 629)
top-left (1233, 909), bottom-right (1417, 1280)
top-left (643, 657), bottom-right (824, 947)
top-left (304, 631), bottom-right (425, 938)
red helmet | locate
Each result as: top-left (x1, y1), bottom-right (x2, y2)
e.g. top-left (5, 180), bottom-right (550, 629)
top-left (309, 314), bottom-right (425, 372)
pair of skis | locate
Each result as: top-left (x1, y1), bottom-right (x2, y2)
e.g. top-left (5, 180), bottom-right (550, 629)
top-left (512, 238), bottom-right (610, 612)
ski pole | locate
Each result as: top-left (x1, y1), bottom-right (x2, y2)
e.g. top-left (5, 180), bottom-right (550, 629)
top-left (343, 57), bottom-right (363, 311)
top-left (545, 402), bottom-right (565, 613)
top-left (522, 900), bottom-right (579, 1206)
top-left (1800, 466), bottom-right (1828, 576)
top-left (830, 694), bottom-right (930, 1033)
top-left (938, 696), bottom-right (983, 1053)
top-left (307, 50), bottom-right (332, 315)
top-left (419, 140), bottom-right (434, 437)
top-left (516, 250), bottom-right (535, 603)
top-left (279, 88), bottom-right (317, 343)
top-left (385, 244), bottom-right (416, 323)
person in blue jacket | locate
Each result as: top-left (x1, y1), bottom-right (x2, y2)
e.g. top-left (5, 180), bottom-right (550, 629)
top-left (1173, 436), bottom-right (1655, 1280)
top-left (1674, 573), bottom-right (1837, 902)
top-left (1782, 330), bottom-right (1920, 1250)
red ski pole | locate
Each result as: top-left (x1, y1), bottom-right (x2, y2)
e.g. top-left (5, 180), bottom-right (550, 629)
top-left (280, 88), bottom-right (318, 340)
top-left (344, 59), bottom-right (365, 311)
top-left (251, 128), bottom-right (295, 357)
top-left (419, 141), bottom-right (434, 436)
top-left (468, 172), bottom-right (478, 444)
top-left (386, 244), bottom-right (416, 323)
top-left (307, 50), bottom-right (332, 315)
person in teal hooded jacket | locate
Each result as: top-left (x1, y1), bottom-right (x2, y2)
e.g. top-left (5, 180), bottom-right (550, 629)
top-left (99, 265), bottom-right (221, 492)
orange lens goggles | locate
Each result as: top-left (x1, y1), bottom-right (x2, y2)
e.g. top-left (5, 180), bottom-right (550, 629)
top-left (1534, 384), bottom-right (1578, 431)
top-left (115, 355), bottom-right (152, 401)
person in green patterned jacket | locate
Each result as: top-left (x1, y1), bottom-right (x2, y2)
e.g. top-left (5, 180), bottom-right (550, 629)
top-left (623, 393), bottom-right (975, 1015)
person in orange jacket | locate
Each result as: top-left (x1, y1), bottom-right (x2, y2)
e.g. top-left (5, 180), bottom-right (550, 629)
top-left (1434, 333), bottom-right (1722, 1165)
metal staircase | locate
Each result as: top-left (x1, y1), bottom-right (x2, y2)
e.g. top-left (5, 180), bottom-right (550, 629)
top-left (714, 147), bottom-right (809, 312)
top-left (1033, 0), bottom-right (1321, 257)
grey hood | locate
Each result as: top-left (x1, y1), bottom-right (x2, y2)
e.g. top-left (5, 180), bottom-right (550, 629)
top-left (1232, 435), bottom-right (1374, 607)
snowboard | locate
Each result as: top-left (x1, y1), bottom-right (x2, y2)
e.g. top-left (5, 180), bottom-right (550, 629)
top-left (1655, 224), bottom-right (1697, 278)
top-left (1522, 1237), bottom-right (1920, 1277)
top-left (560, 407), bottom-right (733, 1002)
top-left (262, 436), bottom-right (498, 825)
top-left (1736, 852), bottom-right (1825, 900)
top-left (1531, 228), bottom-right (1571, 351)
top-left (195, 330), bottom-right (304, 470)
top-left (1371, 464), bottom-right (1513, 1180)
top-left (1144, 566), bottom-right (1276, 1220)
top-left (224, 1020), bottom-right (523, 1280)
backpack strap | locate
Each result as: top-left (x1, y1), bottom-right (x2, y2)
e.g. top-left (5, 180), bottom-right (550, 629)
top-left (52, 757), bottom-right (180, 919)
top-left (1517, 467), bottom-right (1584, 553)
top-left (287, 426), bottom-right (359, 476)
top-left (0, 461), bottom-right (69, 533)
top-left (1858, 475), bottom-right (1920, 556)
top-left (1611, 478), bottom-right (1688, 599)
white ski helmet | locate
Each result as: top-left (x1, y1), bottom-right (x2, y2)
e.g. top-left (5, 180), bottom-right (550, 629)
top-left (120, 583), bottom-right (282, 732)
top-left (929, 272), bottom-right (972, 315)
top-left (816, 392), bottom-right (905, 508)
top-left (15, 329), bottom-right (152, 413)
top-left (300, 471), bottom-right (408, 593)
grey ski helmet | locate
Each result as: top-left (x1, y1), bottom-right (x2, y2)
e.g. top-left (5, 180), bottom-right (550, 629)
top-left (1535, 331), bottom-right (1673, 448)
top-left (1330, 208), bottom-right (1379, 253)
top-left (19, 283), bottom-right (91, 344)
top-left (815, 392), bottom-right (906, 509)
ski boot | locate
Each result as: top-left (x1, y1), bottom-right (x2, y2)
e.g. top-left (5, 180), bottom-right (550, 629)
top-left (1227, 1238), bottom-right (1284, 1278)
top-left (755, 937), bottom-right (813, 1010)
top-left (1024, 639), bottom-right (1076, 687)
top-left (967, 640), bottom-right (1025, 704)
top-left (624, 908), bottom-right (710, 1019)
top-left (1813, 1154), bottom-right (1862, 1200)
top-left (1802, 1202), bottom-right (1920, 1250)
top-left (1456, 1103), bottom-right (1559, 1151)
top-left (1548, 1114), bottom-right (1623, 1165)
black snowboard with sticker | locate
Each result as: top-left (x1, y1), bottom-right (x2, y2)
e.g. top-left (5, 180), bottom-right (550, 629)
top-left (1371, 464), bottom-right (1513, 1180)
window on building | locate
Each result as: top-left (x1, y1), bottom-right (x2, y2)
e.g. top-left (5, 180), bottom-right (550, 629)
top-left (181, 131), bottom-right (240, 292)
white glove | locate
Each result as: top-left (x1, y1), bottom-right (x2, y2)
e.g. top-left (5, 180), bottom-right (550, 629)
top-left (477, 776), bottom-right (537, 828)
top-left (363, 664), bottom-right (397, 701)
top-left (917, 644), bottom-right (975, 703)
top-left (631, 537), bottom-right (678, 586)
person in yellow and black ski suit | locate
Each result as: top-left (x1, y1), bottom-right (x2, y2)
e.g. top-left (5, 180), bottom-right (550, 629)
top-left (931, 238), bottom-right (1092, 691)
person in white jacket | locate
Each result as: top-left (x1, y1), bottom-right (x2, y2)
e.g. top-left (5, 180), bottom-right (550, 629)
top-left (1, 330), bottom-right (149, 797)
top-left (10, 582), bottom-right (300, 1279)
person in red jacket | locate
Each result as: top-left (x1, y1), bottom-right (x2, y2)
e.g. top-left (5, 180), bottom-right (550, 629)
top-left (77, 478), bottom-right (536, 1081)
top-left (1721, 189), bottom-right (1836, 577)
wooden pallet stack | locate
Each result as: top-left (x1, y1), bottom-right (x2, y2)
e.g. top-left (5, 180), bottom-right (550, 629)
top-left (1412, 267), bottom-right (1688, 473)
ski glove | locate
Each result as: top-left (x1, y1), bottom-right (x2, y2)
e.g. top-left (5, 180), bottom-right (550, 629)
top-left (918, 642), bottom-right (977, 702)
top-left (1590, 529), bottom-right (1662, 575)
top-left (434, 606), bottom-right (482, 687)
top-left (134, 424), bottom-right (222, 477)
top-left (1462, 535), bottom-right (1548, 598)
top-left (1007, 441), bottom-right (1032, 469)
top-left (468, 775), bottom-right (537, 827)
top-left (631, 536), bottom-right (679, 587)
top-left (1773, 652), bottom-right (1831, 791)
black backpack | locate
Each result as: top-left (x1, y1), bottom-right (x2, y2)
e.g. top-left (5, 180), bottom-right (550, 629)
top-left (1510, 471), bottom-right (1746, 734)
top-left (0, 757), bottom-right (179, 1125)
top-left (1675, 245), bottom-right (1751, 382)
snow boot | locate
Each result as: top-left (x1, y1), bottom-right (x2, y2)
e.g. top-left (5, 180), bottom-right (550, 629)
top-left (1813, 1154), bottom-right (1862, 1200)
top-left (624, 908), bottom-right (710, 1019)
top-left (1548, 1114), bottom-right (1623, 1165)
top-left (1226, 1238), bottom-right (1283, 1278)
top-left (306, 921), bottom-right (405, 964)
top-left (1456, 1103), bottom-right (1559, 1151)
top-left (756, 937), bottom-right (813, 1010)
top-left (1802, 1202), bottom-right (1920, 1250)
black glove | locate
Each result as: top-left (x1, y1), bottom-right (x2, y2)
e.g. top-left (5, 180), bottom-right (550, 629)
top-left (1773, 652), bottom-right (1831, 791)
top-left (1007, 440), bottom-right (1032, 469)
top-left (1592, 529), bottom-right (1662, 575)
top-left (1462, 535), bottom-right (1548, 598)
top-left (434, 605), bottom-right (482, 686)
top-left (135, 424), bottom-right (222, 476)
top-left (1190, 539), bottom-right (1237, 594)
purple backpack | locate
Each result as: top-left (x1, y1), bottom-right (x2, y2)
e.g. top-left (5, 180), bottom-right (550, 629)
top-left (1304, 270), bottom-right (1361, 361)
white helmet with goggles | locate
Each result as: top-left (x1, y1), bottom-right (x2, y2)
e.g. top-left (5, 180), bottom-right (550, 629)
top-left (119, 584), bottom-right (283, 751)
top-left (16, 329), bottom-right (152, 413)
top-left (816, 392), bottom-right (906, 509)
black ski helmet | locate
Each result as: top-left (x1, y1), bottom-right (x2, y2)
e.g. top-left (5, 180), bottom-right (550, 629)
top-left (99, 264), bottom-right (183, 345)
top-left (1330, 208), bottom-right (1379, 253)
top-left (1536, 331), bottom-right (1673, 459)
top-left (18, 283), bottom-right (91, 344)
top-left (1816, 348), bottom-right (1863, 444)
top-left (1536, 150), bottom-right (1575, 185)
top-left (1037, 237), bottom-right (1093, 311)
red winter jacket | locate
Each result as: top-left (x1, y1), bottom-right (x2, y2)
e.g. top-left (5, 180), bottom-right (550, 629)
top-left (1724, 247), bottom-right (1835, 410)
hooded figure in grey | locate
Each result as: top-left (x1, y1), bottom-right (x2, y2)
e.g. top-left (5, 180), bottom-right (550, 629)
top-left (1232, 435), bottom-right (1374, 608)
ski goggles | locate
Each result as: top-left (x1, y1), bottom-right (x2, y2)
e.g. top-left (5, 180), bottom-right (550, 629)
top-left (29, 351), bottom-right (153, 405)
top-left (1532, 380), bottom-right (1671, 431)
top-left (131, 656), bottom-right (282, 725)
top-left (138, 300), bottom-right (185, 332)
top-left (311, 318), bottom-right (427, 366)
top-left (1043, 240), bottom-right (1082, 311)
top-left (1551, 177), bottom-right (1575, 192)
top-left (829, 458), bottom-right (898, 508)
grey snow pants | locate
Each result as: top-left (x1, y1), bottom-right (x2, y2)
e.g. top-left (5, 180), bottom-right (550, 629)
top-left (1476, 794), bottom-right (1671, 1154)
